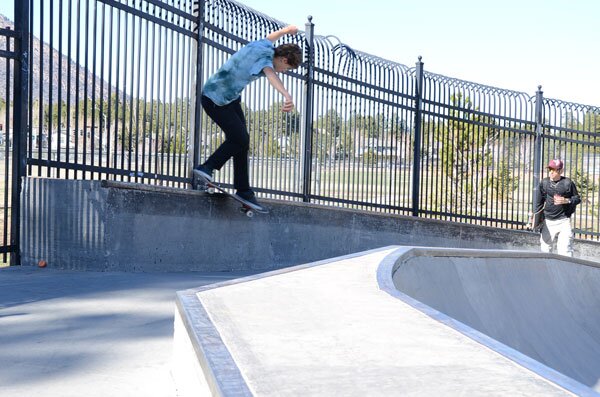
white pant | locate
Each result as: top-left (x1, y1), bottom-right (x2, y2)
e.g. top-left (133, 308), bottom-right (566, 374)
top-left (540, 217), bottom-right (573, 257)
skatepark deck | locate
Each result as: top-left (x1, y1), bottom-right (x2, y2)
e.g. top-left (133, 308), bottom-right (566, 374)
top-left (174, 246), bottom-right (600, 396)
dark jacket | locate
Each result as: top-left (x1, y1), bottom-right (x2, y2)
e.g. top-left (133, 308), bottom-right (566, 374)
top-left (535, 176), bottom-right (581, 220)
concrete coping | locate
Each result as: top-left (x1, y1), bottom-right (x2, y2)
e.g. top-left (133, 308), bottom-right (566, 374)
top-left (394, 246), bottom-right (600, 268)
top-left (100, 179), bottom-right (535, 235)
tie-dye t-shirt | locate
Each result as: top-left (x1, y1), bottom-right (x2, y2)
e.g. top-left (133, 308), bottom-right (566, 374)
top-left (202, 39), bottom-right (275, 106)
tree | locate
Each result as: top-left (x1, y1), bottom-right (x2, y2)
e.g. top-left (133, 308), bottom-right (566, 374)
top-left (439, 93), bottom-right (499, 213)
top-left (316, 109), bottom-right (343, 136)
top-left (488, 160), bottom-right (519, 201)
top-left (582, 110), bottom-right (600, 154)
top-left (247, 101), bottom-right (301, 157)
top-left (334, 127), bottom-right (355, 160)
top-left (314, 109), bottom-right (343, 161)
top-left (571, 164), bottom-right (597, 205)
top-left (348, 112), bottom-right (384, 139)
top-left (162, 133), bottom-right (187, 154)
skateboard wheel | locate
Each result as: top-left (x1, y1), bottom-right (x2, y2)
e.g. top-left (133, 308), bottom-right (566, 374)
top-left (240, 207), bottom-right (254, 218)
top-left (207, 187), bottom-right (215, 194)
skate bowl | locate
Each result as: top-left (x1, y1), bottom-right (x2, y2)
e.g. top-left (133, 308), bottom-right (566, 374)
top-left (173, 246), bottom-right (600, 396)
top-left (385, 247), bottom-right (600, 394)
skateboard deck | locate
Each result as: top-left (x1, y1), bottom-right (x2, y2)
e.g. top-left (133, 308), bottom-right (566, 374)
top-left (193, 173), bottom-right (268, 217)
top-left (527, 208), bottom-right (544, 232)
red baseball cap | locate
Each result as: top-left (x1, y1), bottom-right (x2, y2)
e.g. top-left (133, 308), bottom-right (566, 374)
top-left (547, 159), bottom-right (564, 170)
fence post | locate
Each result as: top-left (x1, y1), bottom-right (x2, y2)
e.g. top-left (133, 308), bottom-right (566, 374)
top-left (532, 85), bottom-right (544, 211)
top-left (10, 0), bottom-right (29, 265)
top-left (300, 16), bottom-right (315, 202)
top-left (191, 0), bottom-right (205, 176)
top-left (411, 56), bottom-right (424, 217)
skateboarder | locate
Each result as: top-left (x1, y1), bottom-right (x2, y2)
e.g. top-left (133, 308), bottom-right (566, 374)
top-left (193, 25), bottom-right (302, 210)
top-left (533, 159), bottom-right (581, 256)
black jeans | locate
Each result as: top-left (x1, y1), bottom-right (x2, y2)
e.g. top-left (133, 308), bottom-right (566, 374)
top-left (201, 95), bottom-right (250, 192)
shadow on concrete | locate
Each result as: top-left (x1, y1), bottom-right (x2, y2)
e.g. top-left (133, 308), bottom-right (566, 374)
top-left (0, 267), bottom-right (259, 396)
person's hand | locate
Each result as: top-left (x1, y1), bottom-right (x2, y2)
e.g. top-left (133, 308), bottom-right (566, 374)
top-left (285, 25), bottom-right (298, 35)
top-left (553, 194), bottom-right (570, 205)
top-left (282, 97), bottom-right (295, 112)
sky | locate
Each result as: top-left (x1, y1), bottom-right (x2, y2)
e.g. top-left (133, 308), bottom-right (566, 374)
top-left (238, 0), bottom-right (600, 106)
top-left (0, 0), bottom-right (599, 106)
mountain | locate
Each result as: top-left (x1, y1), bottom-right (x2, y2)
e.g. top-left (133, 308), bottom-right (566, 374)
top-left (0, 13), bottom-right (113, 105)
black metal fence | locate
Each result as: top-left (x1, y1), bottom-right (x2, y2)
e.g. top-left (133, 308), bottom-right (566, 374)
top-left (196, 0), bottom-right (600, 240)
top-left (2, 0), bottom-right (599, 264)
top-left (26, 0), bottom-right (198, 185)
top-left (0, 1), bottom-right (28, 265)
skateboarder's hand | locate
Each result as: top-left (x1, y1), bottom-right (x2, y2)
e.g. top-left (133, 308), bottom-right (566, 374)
top-left (284, 25), bottom-right (299, 36)
top-left (282, 96), bottom-right (295, 112)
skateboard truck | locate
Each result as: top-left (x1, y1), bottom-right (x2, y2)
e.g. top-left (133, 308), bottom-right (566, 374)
top-left (193, 173), bottom-right (268, 217)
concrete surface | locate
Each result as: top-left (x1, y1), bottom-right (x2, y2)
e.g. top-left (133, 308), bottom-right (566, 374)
top-left (392, 248), bottom-right (600, 393)
top-left (0, 266), bottom-right (256, 397)
top-left (20, 177), bottom-right (600, 272)
top-left (175, 246), bottom-right (598, 396)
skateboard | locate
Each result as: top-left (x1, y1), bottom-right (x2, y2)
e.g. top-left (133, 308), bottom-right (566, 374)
top-left (193, 173), bottom-right (268, 218)
top-left (526, 208), bottom-right (545, 232)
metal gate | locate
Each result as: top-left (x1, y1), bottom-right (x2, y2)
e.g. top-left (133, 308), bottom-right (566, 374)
top-left (0, 1), bottom-right (28, 265)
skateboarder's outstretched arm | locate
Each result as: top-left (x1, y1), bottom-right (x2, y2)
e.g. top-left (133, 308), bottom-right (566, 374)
top-left (266, 25), bottom-right (298, 43)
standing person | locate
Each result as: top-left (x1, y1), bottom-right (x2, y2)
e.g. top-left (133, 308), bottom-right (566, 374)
top-left (534, 159), bottom-right (581, 256)
top-left (194, 25), bottom-right (302, 210)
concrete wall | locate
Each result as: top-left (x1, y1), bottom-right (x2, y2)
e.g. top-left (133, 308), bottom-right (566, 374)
top-left (20, 177), bottom-right (600, 271)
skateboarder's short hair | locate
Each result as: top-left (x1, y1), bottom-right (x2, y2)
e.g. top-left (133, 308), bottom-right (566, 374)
top-left (275, 43), bottom-right (302, 68)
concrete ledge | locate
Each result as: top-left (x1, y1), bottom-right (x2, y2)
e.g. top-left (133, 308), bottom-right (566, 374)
top-left (20, 177), bottom-right (600, 271)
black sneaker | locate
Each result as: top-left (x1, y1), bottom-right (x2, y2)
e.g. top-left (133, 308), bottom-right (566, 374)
top-left (193, 165), bottom-right (213, 182)
top-left (235, 190), bottom-right (265, 211)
